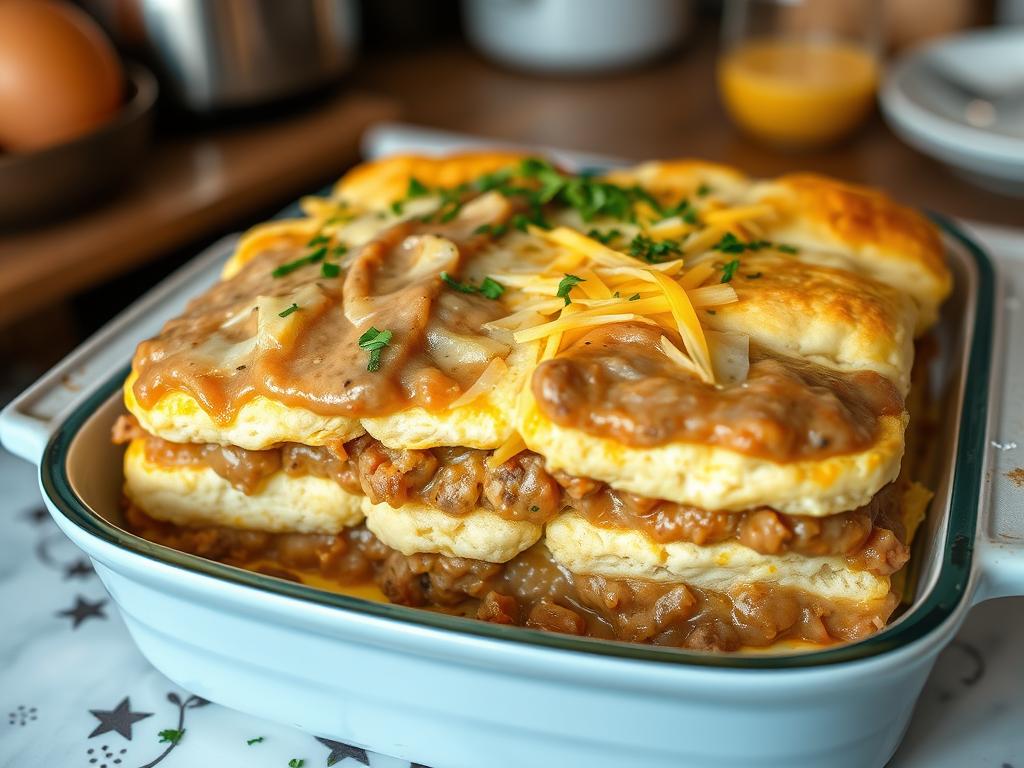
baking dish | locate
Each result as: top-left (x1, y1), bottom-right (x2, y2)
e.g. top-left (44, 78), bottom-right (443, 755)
top-left (4, 175), bottom-right (1023, 768)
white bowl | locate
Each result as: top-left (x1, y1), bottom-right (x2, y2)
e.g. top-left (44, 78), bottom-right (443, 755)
top-left (880, 28), bottom-right (1024, 196)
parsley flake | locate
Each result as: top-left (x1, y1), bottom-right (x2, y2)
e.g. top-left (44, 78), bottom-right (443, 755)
top-left (272, 246), bottom-right (327, 277)
top-left (440, 271), bottom-right (505, 300)
top-left (473, 223), bottom-right (508, 238)
top-left (288, 760), bottom-right (305, 768)
top-left (556, 274), bottom-right (585, 305)
top-left (720, 260), bottom-right (741, 283)
top-left (247, 737), bottom-right (264, 746)
top-left (696, 182), bottom-right (712, 197)
top-left (390, 176), bottom-right (431, 215)
top-left (711, 232), bottom-right (746, 255)
top-left (628, 293), bottom-right (641, 301)
top-left (306, 233), bottom-right (330, 247)
top-left (278, 303), bottom-right (300, 318)
top-left (777, 243), bottom-right (799, 254)
top-left (530, 505), bottom-right (540, 513)
top-left (158, 729), bottom-right (185, 745)
top-left (629, 234), bottom-right (681, 263)
top-left (745, 272), bottom-right (763, 280)
top-left (320, 262), bottom-right (341, 278)
top-left (586, 228), bottom-right (622, 245)
top-left (358, 327), bottom-right (393, 372)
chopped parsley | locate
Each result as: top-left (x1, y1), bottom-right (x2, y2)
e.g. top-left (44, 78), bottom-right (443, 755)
top-left (306, 232), bottom-right (330, 247)
top-left (288, 760), bottom-right (305, 768)
top-left (586, 228), bottom-right (622, 245)
top-left (696, 182), bottom-right (712, 197)
top-left (440, 271), bottom-right (505, 300)
top-left (711, 232), bottom-right (746, 254)
top-left (720, 259), bottom-right (741, 283)
top-left (320, 262), bottom-right (341, 278)
top-left (390, 176), bottom-right (431, 215)
top-left (271, 246), bottom-right (327, 277)
top-left (777, 243), bottom-right (799, 254)
top-left (556, 274), bottom-right (585, 305)
top-left (473, 223), bottom-right (508, 238)
top-left (278, 303), bottom-right (300, 318)
top-left (629, 233), bottom-right (681, 263)
top-left (530, 505), bottom-right (540, 513)
top-left (628, 293), bottom-right (641, 301)
top-left (358, 327), bottom-right (393, 372)
top-left (158, 729), bottom-right (184, 745)
top-left (247, 737), bottom-right (265, 746)
top-left (485, 157), bottom-right (662, 224)
top-left (330, 243), bottom-right (348, 257)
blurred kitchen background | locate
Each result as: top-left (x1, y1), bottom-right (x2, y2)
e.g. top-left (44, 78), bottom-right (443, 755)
top-left (1, 0), bottom-right (1022, 401)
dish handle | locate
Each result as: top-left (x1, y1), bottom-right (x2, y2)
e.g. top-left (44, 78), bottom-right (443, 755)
top-left (0, 235), bottom-right (237, 466)
top-left (973, 262), bottom-right (1024, 603)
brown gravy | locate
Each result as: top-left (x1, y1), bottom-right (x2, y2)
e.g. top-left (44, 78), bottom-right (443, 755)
top-left (123, 418), bottom-right (907, 573)
top-left (132, 205), bottom-right (511, 424)
top-left (124, 506), bottom-right (898, 652)
top-left (531, 323), bottom-right (904, 461)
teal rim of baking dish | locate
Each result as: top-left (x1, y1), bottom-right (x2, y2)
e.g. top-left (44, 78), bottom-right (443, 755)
top-left (39, 213), bottom-right (994, 669)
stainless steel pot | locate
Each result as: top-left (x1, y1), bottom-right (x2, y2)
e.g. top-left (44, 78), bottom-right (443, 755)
top-left (84, 0), bottom-right (359, 111)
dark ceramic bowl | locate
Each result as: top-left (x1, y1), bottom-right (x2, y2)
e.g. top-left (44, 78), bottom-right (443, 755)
top-left (0, 62), bottom-right (158, 229)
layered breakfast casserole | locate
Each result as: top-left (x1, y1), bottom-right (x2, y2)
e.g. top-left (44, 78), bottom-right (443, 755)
top-left (113, 152), bottom-right (952, 651)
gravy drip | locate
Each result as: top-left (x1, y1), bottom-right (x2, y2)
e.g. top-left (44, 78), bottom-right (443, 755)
top-left (132, 200), bottom-right (512, 423)
top-left (532, 323), bottom-right (904, 461)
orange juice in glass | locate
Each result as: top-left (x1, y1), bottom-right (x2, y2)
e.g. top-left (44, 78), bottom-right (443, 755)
top-left (718, 0), bottom-right (881, 149)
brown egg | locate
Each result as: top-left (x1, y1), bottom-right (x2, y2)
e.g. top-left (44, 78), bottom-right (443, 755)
top-left (0, 0), bottom-right (124, 152)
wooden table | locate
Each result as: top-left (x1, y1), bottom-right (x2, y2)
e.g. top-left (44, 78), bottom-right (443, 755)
top-left (2, 28), bottom-right (1020, 331)
top-left (354, 37), bottom-right (1023, 227)
top-left (0, 93), bottom-right (397, 329)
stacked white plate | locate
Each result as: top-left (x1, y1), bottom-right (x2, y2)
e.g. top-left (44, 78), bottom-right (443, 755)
top-left (881, 28), bottom-right (1024, 196)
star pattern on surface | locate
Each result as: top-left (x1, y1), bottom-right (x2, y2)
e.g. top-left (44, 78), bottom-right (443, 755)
top-left (315, 737), bottom-right (370, 766)
top-left (22, 507), bottom-right (49, 525)
top-left (56, 595), bottom-right (107, 629)
top-left (88, 697), bottom-right (153, 740)
top-left (63, 558), bottom-right (94, 580)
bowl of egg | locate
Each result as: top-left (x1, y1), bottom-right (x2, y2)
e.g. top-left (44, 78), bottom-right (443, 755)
top-left (0, 0), bottom-right (157, 228)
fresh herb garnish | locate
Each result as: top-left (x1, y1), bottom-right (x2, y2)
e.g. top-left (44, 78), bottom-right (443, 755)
top-left (158, 729), bottom-right (185, 745)
top-left (272, 247), bottom-right (327, 277)
top-left (390, 177), bottom-right (431, 215)
top-left (247, 737), bottom-right (264, 746)
top-left (440, 271), bottom-right (505, 300)
top-left (711, 232), bottom-right (746, 254)
top-left (696, 182), bottom-right (712, 197)
top-left (358, 327), bottom-right (393, 372)
top-left (320, 262), bottom-right (341, 278)
top-left (306, 233), bottom-right (330, 247)
top-left (473, 223), bottom-right (508, 238)
top-left (628, 293), bottom-right (641, 301)
top-left (745, 272), bottom-right (763, 280)
top-left (530, 505), bottom-right (540, 513)
top-left (330, 243), bottom-right (348, 257)
top-left (478, 277), bottom-right (505, 300)
top-left (498, 157), bottom-right (660, 223)
top-left (720, 259), bottom-right (741, 283)
top-left (278, 303), bottom-right (300, 318)
top-left (288, 760), bottom-right (305, 768)
top-left (586, 228), bottom-right (622, 245)
top-left (629, 233), bottom-right (681, 263)
top-left (776, 243), bottom-right (799, 254)
top-left (556, 274), bottom-right (585, 305)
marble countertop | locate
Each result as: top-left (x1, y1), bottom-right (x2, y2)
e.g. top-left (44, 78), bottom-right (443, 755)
top-left (2, 220), bottom-right (1023, 768)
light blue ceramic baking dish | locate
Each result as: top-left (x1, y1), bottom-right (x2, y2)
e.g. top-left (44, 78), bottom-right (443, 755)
top-left (3, 142), bottom-right (1022, 768)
